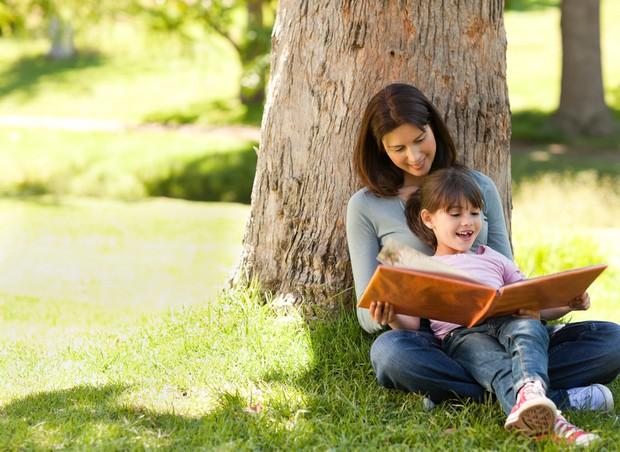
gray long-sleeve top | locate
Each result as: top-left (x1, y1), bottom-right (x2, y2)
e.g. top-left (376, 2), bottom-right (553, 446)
top-left (346, 170), bottom-right (513, 334)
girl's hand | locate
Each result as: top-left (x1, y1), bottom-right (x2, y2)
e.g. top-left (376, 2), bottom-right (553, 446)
top-left (569, 292), bottom-right (591, 311)
top-left (370, 301), bottom-right (395, 326)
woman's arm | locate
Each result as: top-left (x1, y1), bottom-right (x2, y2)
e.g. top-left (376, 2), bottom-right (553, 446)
top-left (540, 292), bottom-right (591, 320)
top-left (346, 192), bottom-right (421, 333)
top-left (478, 173), bottom-right (513, 260)
top-left (346, 191), bottom-right (385, 333)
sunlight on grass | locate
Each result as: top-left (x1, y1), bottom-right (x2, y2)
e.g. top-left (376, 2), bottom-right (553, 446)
top-left (0, 197), bottom-right (249, 340)
top-left (0, 28), bottom-right (240, 122)
top-left (512, 173), bottom-right (620, 323)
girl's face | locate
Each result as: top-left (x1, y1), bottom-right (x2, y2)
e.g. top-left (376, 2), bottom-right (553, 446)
top-left (381, 123), bottom-right (437, 187)
top-left (421, 201), bottom-right (482, 256)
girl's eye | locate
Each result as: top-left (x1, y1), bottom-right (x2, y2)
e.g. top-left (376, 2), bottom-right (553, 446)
top-left (414, 134), bottom-right (426, 143)
top-left (471, 211), bottom-right (481, 216)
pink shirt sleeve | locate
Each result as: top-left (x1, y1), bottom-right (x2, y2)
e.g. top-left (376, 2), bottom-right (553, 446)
top-left (502, 256), bottom-right (525, 284)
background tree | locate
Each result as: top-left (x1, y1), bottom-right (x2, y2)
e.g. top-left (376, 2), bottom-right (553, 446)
top-left (137, 0), bottom-right (275, 108)
top-left (0, 0), bottom-right (127, 59)
top-left (553, 0), bottom-right (617, 136)
top-left (234, 0), bottom-right (512, 312)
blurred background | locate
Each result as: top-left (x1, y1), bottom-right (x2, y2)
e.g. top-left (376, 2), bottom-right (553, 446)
top-left (0, 0), bottom-right (619, 335)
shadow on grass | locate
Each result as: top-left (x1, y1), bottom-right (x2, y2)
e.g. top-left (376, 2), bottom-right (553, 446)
top-left (0, 383), bottom-right (311, 449)
top-left (505, 0), bottom-right (559, 12)
top-left (0, 51), bottom-right (106, 101)
top-left (144, 146), bottom-right (258, 204)
top-left (511, 109), bottom-right (620, 185)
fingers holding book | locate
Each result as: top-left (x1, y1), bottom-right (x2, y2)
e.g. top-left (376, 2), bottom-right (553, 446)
top-left (370, 301), bottom-right (395, 326)
top-left (568, 292), bottom-right (591, 311)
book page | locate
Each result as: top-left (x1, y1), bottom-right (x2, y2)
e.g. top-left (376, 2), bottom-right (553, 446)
top-left (377, 238), bottom-right (480, 283)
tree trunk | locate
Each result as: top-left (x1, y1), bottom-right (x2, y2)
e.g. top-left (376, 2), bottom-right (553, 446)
top-left (234, 0), bottom-right (511, 314)
top-left (48, 15), bottom-right (76, 60)
top-left (554, 0), bottom-right (617, 136)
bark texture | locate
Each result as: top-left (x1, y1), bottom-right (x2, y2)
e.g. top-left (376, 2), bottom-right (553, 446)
top-left (554, 0), bottom-right (617, 136)
top-left (234, 0), bottom-right (511, 313)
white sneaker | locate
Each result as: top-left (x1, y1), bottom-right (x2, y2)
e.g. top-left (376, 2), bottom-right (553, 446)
top-left (422, 396), bottom-right (435, 411)
top-left (567, 384), bottom-right (614, 412)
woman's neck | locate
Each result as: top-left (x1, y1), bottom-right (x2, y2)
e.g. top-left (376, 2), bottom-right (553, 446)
top-left (403, 172), bottom-right (425, 188)
top-left (397, 173), bottom-right (425, 200)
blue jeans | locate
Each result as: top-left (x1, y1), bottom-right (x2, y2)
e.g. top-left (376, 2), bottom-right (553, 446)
top-left (442, 316), bottom-right (549, 415)
top-left (370, 321), bottom-right (620, 411)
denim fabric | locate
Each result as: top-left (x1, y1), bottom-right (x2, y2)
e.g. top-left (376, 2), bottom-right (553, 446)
top-left (370, 321), bottom-right (620, 411)
top-left (442, 316), bottom-right (549, 415)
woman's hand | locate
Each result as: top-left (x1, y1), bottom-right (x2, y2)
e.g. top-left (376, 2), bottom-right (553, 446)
top-left (568, 292), bottom-right (591, 311)
top-left (369, 301), bottom-right (395, 326)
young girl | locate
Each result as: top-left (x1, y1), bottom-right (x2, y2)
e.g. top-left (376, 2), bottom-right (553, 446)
top-left (404, 166), bottom-right (600, 446)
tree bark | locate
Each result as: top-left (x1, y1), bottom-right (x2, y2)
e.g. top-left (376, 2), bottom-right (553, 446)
top-left (554, 0), bottom-right (617, 136)
top-left (234, 0), bottom-right (511, 314)
top-left (48, 15), bottom-right (76, 60)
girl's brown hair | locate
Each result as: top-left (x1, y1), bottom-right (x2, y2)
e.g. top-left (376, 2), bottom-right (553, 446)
top-left (353, 83), bottom-right (456, 196)
top-left (405, 166), bottom-right (484, 250)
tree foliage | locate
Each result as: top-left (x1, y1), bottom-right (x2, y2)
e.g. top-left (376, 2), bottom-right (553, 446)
top-left (136, 0), bottom-right (276, 107)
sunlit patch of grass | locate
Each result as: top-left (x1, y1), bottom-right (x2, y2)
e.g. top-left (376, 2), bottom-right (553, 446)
top-left (0, 196), bottom-right (249, 342)
top-left (512, 172), bottom-right (620, 323)
top-left (0, 26), bottom-right (240, 123)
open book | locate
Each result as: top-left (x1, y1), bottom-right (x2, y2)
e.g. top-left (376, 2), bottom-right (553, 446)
top-left (357, 240), bottom-right (607, 327)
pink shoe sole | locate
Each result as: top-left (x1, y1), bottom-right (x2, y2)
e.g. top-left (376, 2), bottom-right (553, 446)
top-left (505, 398), bottom-right (557, 436)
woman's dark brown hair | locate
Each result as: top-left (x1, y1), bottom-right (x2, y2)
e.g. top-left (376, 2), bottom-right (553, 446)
top-left (405, 166), bottom-right (484, 250)
top-left (353, 83), bottom-right (456, 196)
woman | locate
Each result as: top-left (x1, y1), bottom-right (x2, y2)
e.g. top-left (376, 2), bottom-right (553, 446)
top-left (346, 82), bottom-right (620, 411)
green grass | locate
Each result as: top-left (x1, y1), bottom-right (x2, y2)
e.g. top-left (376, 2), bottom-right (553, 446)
top-left (0, 197), bottom-right (248, 338)
top-left (0, 128), bottom-right (257, 202)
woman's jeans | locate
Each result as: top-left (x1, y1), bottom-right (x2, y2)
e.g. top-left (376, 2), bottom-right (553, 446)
top-left (370, 321), bottom-right (620, 412)
top-left (442, 316), bottom-right (550, 415)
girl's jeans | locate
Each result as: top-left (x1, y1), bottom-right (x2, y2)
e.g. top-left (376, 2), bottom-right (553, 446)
top-left (442, 316), bottom-right (550, 415)
top-left (370, 321), bottom-right (620, 412)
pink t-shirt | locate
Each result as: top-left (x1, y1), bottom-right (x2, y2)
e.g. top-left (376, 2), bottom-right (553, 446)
top-left (429, 245), bottom-right (525, 340)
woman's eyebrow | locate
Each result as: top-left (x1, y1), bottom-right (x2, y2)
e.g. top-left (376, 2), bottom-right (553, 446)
top-left (386, 130), bottom-right (426, 148)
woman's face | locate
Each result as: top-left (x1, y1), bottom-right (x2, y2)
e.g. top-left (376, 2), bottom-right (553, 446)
top-left (381, 123), bottom-right (437, 186)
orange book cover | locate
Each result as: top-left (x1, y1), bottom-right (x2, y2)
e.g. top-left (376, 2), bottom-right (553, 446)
top-left (358, 264), bottom-right (607, 327)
